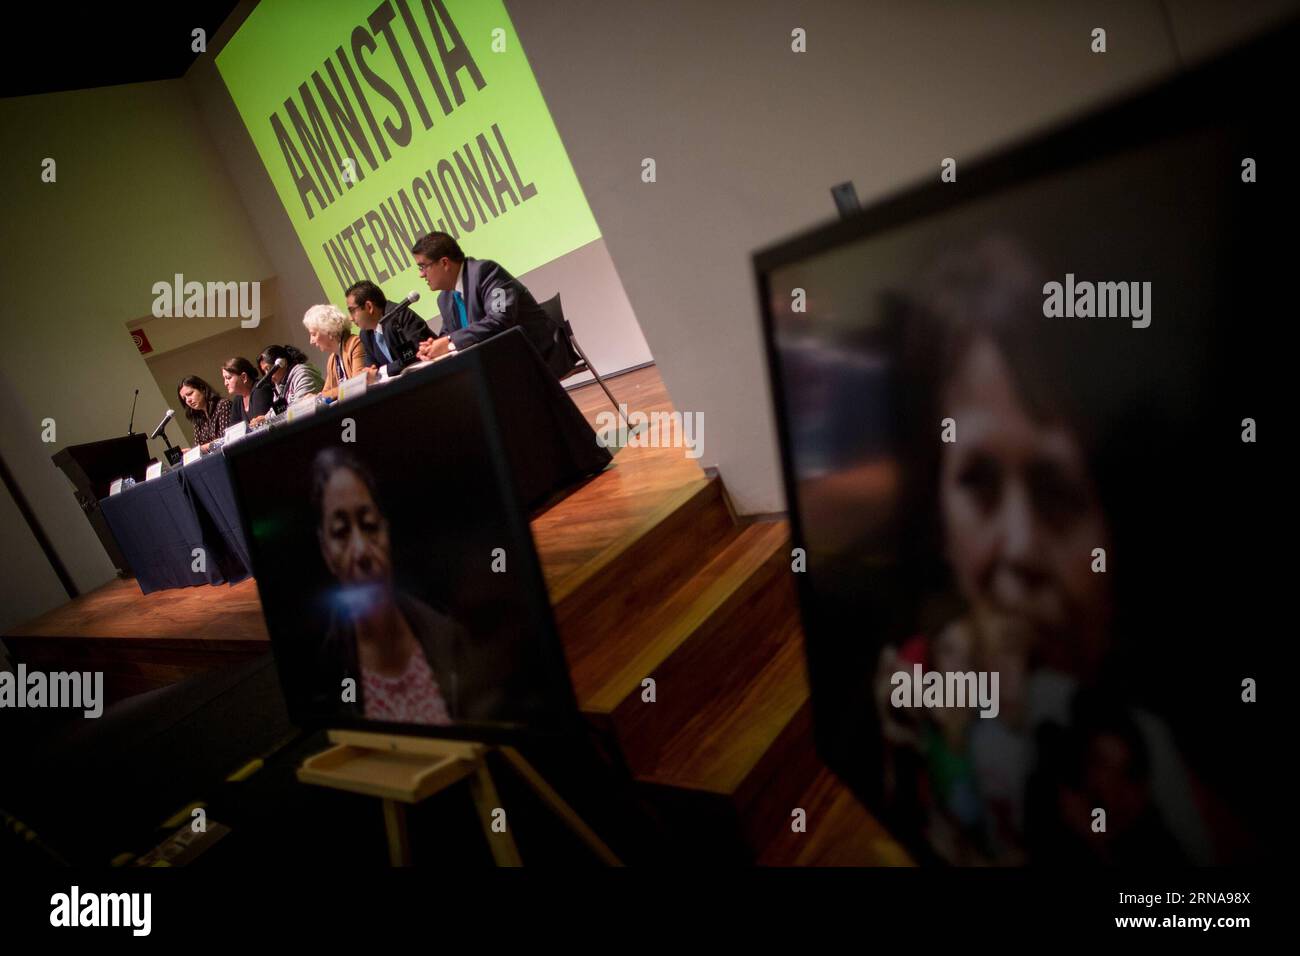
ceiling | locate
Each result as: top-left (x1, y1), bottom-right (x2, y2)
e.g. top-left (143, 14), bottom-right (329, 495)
top-left (1, 2), bottom-right (242, 98)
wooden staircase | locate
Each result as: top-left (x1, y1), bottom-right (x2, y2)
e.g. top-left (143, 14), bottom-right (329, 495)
top-left (538, 468), bottom-right (911, 865)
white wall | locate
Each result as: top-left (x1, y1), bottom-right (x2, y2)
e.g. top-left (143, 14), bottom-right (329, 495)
top-left (0, 79), bottom-right (275, 604)
top-left (506, 0), bottom-right (1297, 513)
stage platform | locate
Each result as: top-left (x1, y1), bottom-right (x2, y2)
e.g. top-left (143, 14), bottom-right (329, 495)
top-left (4, 365), bottom-right (909, 865)
top-left (4, 366), bottom-right (698, 696)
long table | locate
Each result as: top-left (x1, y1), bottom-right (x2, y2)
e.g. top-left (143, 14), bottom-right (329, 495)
top-left (98, 454), bottom-right (250, 594)
top-left (99, 329), bottom-right (611, 593)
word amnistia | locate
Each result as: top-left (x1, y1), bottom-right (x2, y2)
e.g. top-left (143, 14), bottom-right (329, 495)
top-left (0, 666), bottom-right (103, 718)
top-left (890, 664), bottom-right (1000, 719)
top-left (50, 887), bottom-right (151, 936)
top-left (272, 0), bottom-right (486, 220)
top-left (151, 274), bottom-right (261, 329)
top-left (1042, 273), bottom-right (1151, 328)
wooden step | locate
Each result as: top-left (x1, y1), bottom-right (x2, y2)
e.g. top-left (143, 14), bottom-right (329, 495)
top-left (581, 521), bottom-right (794, 770)
top-left (526, 439), bottom-right (883, 863)
top-left (628, 578), bottom-right (825, 861)
top-left (643, 643), bottom-right (817, 839)
top-left (532, 456), bottom-right (709, 591)
top-left (548, 477), bottom-right (736, 663)
top-left (756, 766), bottom-right (916, 866)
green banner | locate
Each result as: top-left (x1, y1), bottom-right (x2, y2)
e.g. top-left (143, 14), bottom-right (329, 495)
top-left (217, 0), bottom-right (599, 302)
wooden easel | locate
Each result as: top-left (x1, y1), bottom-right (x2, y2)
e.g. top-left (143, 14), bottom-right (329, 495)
top-left (297, 729), bottom-right (622, 867)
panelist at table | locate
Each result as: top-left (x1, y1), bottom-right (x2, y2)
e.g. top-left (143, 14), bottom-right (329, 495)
top-left (412, 232), bottom-right (573, 379)
top-left (304, 303), bottom-right (369, 399)
top-left (258, 344), bottom-right (324, 411)
top-left (178, 375), bottom-right (231, 452)
top-left (349, 279), bottom-right (431, 377)
top-left (222, 356), bottom-right (272, 427)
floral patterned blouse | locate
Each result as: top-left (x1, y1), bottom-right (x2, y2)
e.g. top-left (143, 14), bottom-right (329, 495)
top-left (362, 651), bottom-right (452, 726)
top-left (192, 398), bottom-right (232, 446)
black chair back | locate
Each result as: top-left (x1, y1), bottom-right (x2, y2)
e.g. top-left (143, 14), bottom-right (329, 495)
top-left (539, 293), bottom-right (583, 376)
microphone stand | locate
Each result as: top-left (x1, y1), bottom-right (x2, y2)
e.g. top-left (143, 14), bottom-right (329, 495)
top-left (151, 414), bottom-right (183, 467)
top-left (160, 430), bottom-right (183, 467)
top-left (127, 388), bottom-right (139, 436)
top-left (379, 296), bottom-right (419, 366)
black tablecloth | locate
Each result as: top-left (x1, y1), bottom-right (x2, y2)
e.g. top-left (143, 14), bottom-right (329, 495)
top-left (98, 467), bottom-right (246, 594)
top-left (183, 453), bottom-right (253, 574)
top-left (473, 325), bottom-right (614, 510)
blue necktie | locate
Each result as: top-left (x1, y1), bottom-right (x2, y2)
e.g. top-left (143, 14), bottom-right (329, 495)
top-left (452, 290), bottom-right (468, 330)
top-left (374, 327), bottom-right (394, 364)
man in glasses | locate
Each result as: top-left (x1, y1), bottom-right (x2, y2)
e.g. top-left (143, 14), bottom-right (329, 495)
top-left (348, 279), bottom-right (433, 378)
top-left (411, 232), bottom-right (574, 379)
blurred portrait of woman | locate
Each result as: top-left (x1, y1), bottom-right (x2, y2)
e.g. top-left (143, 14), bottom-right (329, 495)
top-left (870, 237), bottom-right (1212, 866)
top-left (310, 446), bottom-right (465, 726)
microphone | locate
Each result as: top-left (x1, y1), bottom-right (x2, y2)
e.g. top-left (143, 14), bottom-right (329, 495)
top-left (127, 388), bottom-right (140, 436)
top-left (255, 357), bottom-right (286, 389)
top-left (382, 290), bottom-right (420, 315)
top-left (149, 409), bottom-right (176, 441)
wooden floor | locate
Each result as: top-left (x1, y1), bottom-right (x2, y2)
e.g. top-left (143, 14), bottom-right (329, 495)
top-left (4, 363), bottom-right (911, 866)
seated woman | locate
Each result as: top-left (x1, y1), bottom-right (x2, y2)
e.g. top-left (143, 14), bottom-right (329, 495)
top-left (310, 447), bottom-right (466, 725)
top-left (258, 344), bottom-right (324, 411)
top-left (303, 303), bottom-right (369, 400)
top-left (177, 375), bottom-right (231, 452)
top-left (221, 356), bottom-right (272, 428)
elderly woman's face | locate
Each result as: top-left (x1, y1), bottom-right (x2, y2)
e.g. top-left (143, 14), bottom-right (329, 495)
top-left (308, 327), bottom-right (339, 353)
top-left (318, 468), bottom-right (391, 585)
top-left (939, 335), bottom-right (1112, 666)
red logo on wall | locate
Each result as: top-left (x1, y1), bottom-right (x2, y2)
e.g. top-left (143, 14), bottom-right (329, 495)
top-left (131, 328), bottom-right (153, 355)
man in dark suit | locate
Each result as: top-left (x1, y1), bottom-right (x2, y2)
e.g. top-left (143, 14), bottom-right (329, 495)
top-left (411, 233), bottom-right (575, 379)
top-left (348, 279), bottom-right (432, 377)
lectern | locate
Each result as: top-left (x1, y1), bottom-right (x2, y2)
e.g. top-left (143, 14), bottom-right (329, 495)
top-left (51, 434), bottom-right (150, 575)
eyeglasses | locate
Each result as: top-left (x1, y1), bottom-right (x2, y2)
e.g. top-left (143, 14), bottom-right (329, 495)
top-left (416, 260), bottom-right (436, 275)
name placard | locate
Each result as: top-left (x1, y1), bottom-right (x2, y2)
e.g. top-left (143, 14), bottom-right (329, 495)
top-left (109, 479), bottom-right (124, 496)
top-left (223, 421), bottom-right (248, 446)
top-left (183, 446), bottom-right (203, 466)
top-left (287, 396), bottom-right (317, 422)
top-left (145, 461), bottom-right (163, 481)
top-left (338, 372), bottom-right (368, 402)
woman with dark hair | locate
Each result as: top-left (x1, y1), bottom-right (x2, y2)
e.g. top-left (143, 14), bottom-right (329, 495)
top-left (221, 356), bottom-right (271, 427)
top-left (258, 344), bottom-right (323, 411)
top-left (310, 446), bottom-right (465, 725)
top-left (177, 375), bottom-right (231, 452)
top-left (870, 236), bottom-right (1211, 865)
